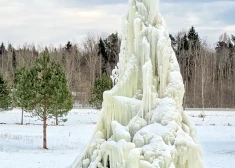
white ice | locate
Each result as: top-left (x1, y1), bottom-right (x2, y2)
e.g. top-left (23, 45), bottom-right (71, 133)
top-left (71, 0), bottom-right (204, 167)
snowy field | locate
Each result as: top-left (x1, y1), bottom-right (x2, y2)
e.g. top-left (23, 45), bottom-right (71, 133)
top-left (0, 108), bottom-right (234, 168)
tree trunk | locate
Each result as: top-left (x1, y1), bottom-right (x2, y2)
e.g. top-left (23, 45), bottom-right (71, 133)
top-left (201, 55), bottom-right (205, 121)
top-left (43, 107), bottom-right (48, 149)
top-left (56, 113), bottom-right (58, 125)
top-left (21, 109), bottom-right (23, 125)
top-left (194, 57), bottom-right (197, 108)
top-left (183, 80), bottom-right (186, 110)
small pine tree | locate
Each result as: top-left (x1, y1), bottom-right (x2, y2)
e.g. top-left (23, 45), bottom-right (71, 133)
top-left (49, 63), bottom-right (73, 125)
top-left (14, 68), bottom-right (36, 124)
top-left (89, 75), bottom-right (112, 109)
top-left (0, 75), bottom-right (10, 109)
top-left (15, 50), bottom-right (73, 149)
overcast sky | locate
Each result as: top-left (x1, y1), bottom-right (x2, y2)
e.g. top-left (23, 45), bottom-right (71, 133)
top-left (0, 0), bottom-right (234, 47)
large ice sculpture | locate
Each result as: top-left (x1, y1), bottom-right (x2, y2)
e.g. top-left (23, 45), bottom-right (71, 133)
top-left (71, 0), bottom-right (204, 167)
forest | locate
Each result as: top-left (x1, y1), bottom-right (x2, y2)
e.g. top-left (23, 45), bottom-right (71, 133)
top-left (0, 26), bottom-right (234, 108)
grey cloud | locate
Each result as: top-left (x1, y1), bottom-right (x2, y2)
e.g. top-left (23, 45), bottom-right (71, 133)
top-left (159, 0), bottom-right (235, 44)
top-left (53, 0), bottom-right (127, 8)
top-left (0, 0), bottom-right (234, 46)
top-left (163, 0), bottom-right (234, 2)
top-left (215, 9), bottom-right (235, 25)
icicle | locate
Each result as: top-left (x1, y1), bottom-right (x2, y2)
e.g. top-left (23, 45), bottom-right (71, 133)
top-left (71, 0), bottom-right (204, 167)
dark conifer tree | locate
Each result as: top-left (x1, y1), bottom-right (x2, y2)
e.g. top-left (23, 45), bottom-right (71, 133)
top-left (12, 50), bottom-right (16, 72)
top-left (0, 42), bottom-right (5, 55)
top-left (0, 75), bottom-right (10, 109)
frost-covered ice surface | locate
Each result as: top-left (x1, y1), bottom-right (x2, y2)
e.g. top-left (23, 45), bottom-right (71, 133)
top-left (71, 0), bottom-right (203, 167)
top-left (0, 109), bottom-right (235, 168)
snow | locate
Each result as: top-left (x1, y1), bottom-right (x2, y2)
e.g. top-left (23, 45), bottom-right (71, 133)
top-left (188, 109), bottom-right (235, 168)
top-left (0, 108), bottom-right (99, 168)
top-left (0, 108), bottom-right (235, 168)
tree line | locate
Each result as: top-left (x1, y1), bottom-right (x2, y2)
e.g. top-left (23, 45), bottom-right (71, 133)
top-left (0, 33), bottom-right (119, 107)
top-left (171, 27), bottom-right (234, 108)
top-left (0, 28), bottom-right (234, 109)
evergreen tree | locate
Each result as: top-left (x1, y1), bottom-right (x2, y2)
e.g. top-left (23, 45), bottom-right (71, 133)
top-left (15, 50), bottom-right (73, 149)
top-left (187, 26), bottom-right (200, 47)
top-left (0, 75), bottom-right (10, 109)
top-left (65, 41), bottom-right (72, 52)
top-left (32, 45), bottom-right (39, 56)
top-left (182, 34), bottom-right (189, 50)
top-left (215, 33), bottom-right (234, 80)
top-left (177, 33), bottom-right (189, 53)
top-left (14, 68), bottom-right (36, 124)
top-left (231, 34), bottom-right (235, 44)
top-left (12, 50), bottom-right (16, 72)
top-left (0, 42), bottom-right (5, 55)
top-left (98, 33), bottom-right (120, 75)
top-left (98, 38), bottom-right (109, 74)
top-left (89, 74), bottom-right (112, 109)
top-left (7, 44), bottom-right (13, 52)
top-left (215, 41), bottom-right (230, 52)
top-left (50, 63), bottom-right (73, 125)
top-left (216, 33), bottom-right (233, 52)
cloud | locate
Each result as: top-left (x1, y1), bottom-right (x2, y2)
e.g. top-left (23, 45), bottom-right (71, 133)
top-left (160, 1), bottom-right (235, 46)
top-left (0, 0), bottom-right (234, 47)
top-left (58, 0), bottom-right (127, 7)
top-left (0, 0), bottom-right (126, 46)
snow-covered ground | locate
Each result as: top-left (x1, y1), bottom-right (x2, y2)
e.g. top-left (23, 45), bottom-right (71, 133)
top-left (187, 110), bottom-right (235, 168)
top-left (0, 108), bottom-right (234, 168)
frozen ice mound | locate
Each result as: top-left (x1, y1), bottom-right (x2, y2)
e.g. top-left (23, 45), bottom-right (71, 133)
top-left (71, 0), bottom-right (204, 167)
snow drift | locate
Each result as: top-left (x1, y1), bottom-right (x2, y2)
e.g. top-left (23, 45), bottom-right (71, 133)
top-left (71, 0), bottom-right (204, 167)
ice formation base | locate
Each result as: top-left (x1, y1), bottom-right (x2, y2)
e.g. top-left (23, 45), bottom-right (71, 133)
top-left (71, 0), bottom-right (204, 167)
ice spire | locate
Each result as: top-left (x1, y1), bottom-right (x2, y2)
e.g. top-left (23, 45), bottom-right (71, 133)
top-left (71, 0), bottom-right (204, 167)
